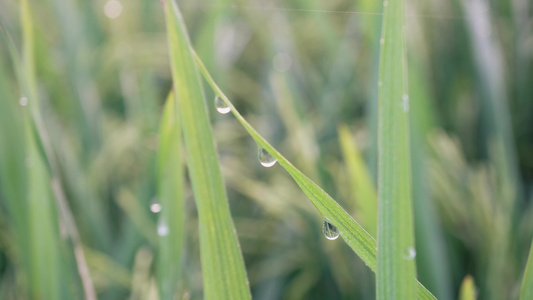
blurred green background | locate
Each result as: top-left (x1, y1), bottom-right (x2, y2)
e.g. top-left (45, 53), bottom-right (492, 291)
top-left (0, 0), bottom-right (532, 299)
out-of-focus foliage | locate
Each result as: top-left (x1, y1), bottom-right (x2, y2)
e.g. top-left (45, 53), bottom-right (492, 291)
top-left (0, 0), bottom-right (532, 299)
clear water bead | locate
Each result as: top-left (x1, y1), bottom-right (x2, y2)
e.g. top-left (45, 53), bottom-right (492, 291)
top-left (214, 95), bottom-right (230, 114)
top-left (150, 197), bottom-right (161, 213)
top-left (157, 218), bottom-right (169, 236)
top-left (19, 97), bottom-right (28, 106)
top-left (322, 218), bottom-right (340, 240)
top-left (402, 94), bottom-right (410, 112)
top-left (258, 147), bottom-right (277, 167)
top-left (404, 246), bottom-right (416, 260)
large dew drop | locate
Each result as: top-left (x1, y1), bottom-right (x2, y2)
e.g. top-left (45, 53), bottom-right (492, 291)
top-left (322, 218), bottom-right (340, 240)
top-left (214, 95), bottom-right (231, 114)
top-left (258, 147), bottom-right (277, 167)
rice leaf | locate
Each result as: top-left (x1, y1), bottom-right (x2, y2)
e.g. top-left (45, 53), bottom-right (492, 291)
top-left (459, 275), bottom-right (476, 300)
top-left (376, 0), bottom-right (417, 298)
top-left (520, 242), bottom-right (533, 300)
top-left (163, 1), bottom-right (251, 299)
top-left (338, 125), bottom-right (377, 236)
top-left (16, 1), bottom-right (95, 298)
top-left (157, 91), bottom-right (185, 299)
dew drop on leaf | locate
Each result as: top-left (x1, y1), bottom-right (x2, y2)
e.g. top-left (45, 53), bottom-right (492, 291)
top-left (19, 97), bottom-right (28, 106)
top-left (322, 218), bottom-right (340, 240)
top-left (404, 246), bottom-right (416, 260)
top-left (157, 217), bottom-right (169, 236)
top-left (258, 147), bottom-right (277, 167)
top-left (150, 197), bottom-right (161, 213)
top-left (215, 95), bottom-right (231, 114)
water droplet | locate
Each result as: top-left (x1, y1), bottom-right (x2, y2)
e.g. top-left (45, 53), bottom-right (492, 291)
top-left (150, 197), bottom-right (161, 213)
top-left (378, 81), bottom-right (383, 87)
top-left (322, 218), bottom-right (340, 240)
top-left (404, 246), bottom-right (416, 260)
top-left (383, 1), bottom-right (389, 7)
top-left (380, 38), bottom-right (385, 45)
top-left (157, 217), bottom-right (169, 236)
top-left (258, 147), bottom-right (277, 167)
top-left (402, 94), bottom-right (410, 112)
top-left (19, 97), bottom-right (28, 106)
top-left (214, 95), bottom-right (231, 114)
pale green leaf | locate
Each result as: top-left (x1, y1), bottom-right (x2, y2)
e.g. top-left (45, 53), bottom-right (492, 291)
top-left (157, 92), bottom-right (186, 299)
top-left (376, 0), bottom-right (417, 298)
top-left (338, 124), bottom-right (377, 236)
top-left (459, 275), bottom-right (476, 300)
top-left (163, 1), bottom-right (251, 299)
top-left (520, 242), bottom-right (533, 300)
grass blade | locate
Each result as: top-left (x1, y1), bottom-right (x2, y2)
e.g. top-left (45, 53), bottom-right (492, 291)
top-left (192, 51), bottom-right (435, 300)
top-left (338, 125), bottom-right (377, 236)
top-left (376, 0), bottom-right (417, 298)
top-left (459, 275), bottom-right (476, 300)
top-left (0, 54), bottom-right (33, 299)
top-left (25, 121), bottom-right (63, 300)
top-left (157, 92), bottom-right (185, 299)
top-left (163, 1), bottom-right (251, 299)
top-left (16, 1), bottom-right (96, 298)
top-left (520, 242), bottom-right (533, 300)
top-left (408, 36), bottom-right (452, 299)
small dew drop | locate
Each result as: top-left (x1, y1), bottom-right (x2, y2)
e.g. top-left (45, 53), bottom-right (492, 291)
top-left (19, 97), bottom-right (28, 106)
top-left (104, 0), bottom-right (123, 19)
top-left (380, 38), bottom-right (385, 45)
top-left (378, 81), bottom-right (383, 87)
top-left (402, 94), bottom-right (410, 112)
top-left (404, 246), bottom-right (416, 260)
top-left (214, 96), bottom-right (231, 114)
top-left (258, 147), bottom-right (277, 167)
top-left (383, 1), bottom-right (389, 7)
top-left (150, 197), bottom-right (161, 213)
top-left (322, 218), bottom-right (340, 240)
top-left (157, 218), bottom-right (169, 236)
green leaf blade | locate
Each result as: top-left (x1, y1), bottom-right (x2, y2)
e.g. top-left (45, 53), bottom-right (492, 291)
top-left (376, 0), bottom-right (417, 299)
top-left (459, 275), bottom-right (476, 300)
top-left (157, 92), bottom-right (186, 299)
top-left (338, 125), bottom-right (378, 236)
top-left (520, 242), bottom-right (533, 300)
top-left (163, 1), bottom-right (251, 299)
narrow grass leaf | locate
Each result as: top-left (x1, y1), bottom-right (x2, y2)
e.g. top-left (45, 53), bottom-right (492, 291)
top-left (459, 275), bottom-right (476, 300)
top-left (338, 125), bottom-right (377, 236)
top-left (408, 40), bottom-right (452, 299)
top-left (193, 51), bottom-right (435, 300)
top-left (520, 242), bottom-right (533, 300)
top-left (157, 92), bottom-right (185, 299)
top-left (25, 121), bottom-right (63, 300)
top-left (16, 1), bottom-right (95, 298)
top-left (0, 53), bottom-right (33, 299)
top-left (376, 0), bottom-right (417, 298)
top-left (163, 1), bottom-right (251, 299)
